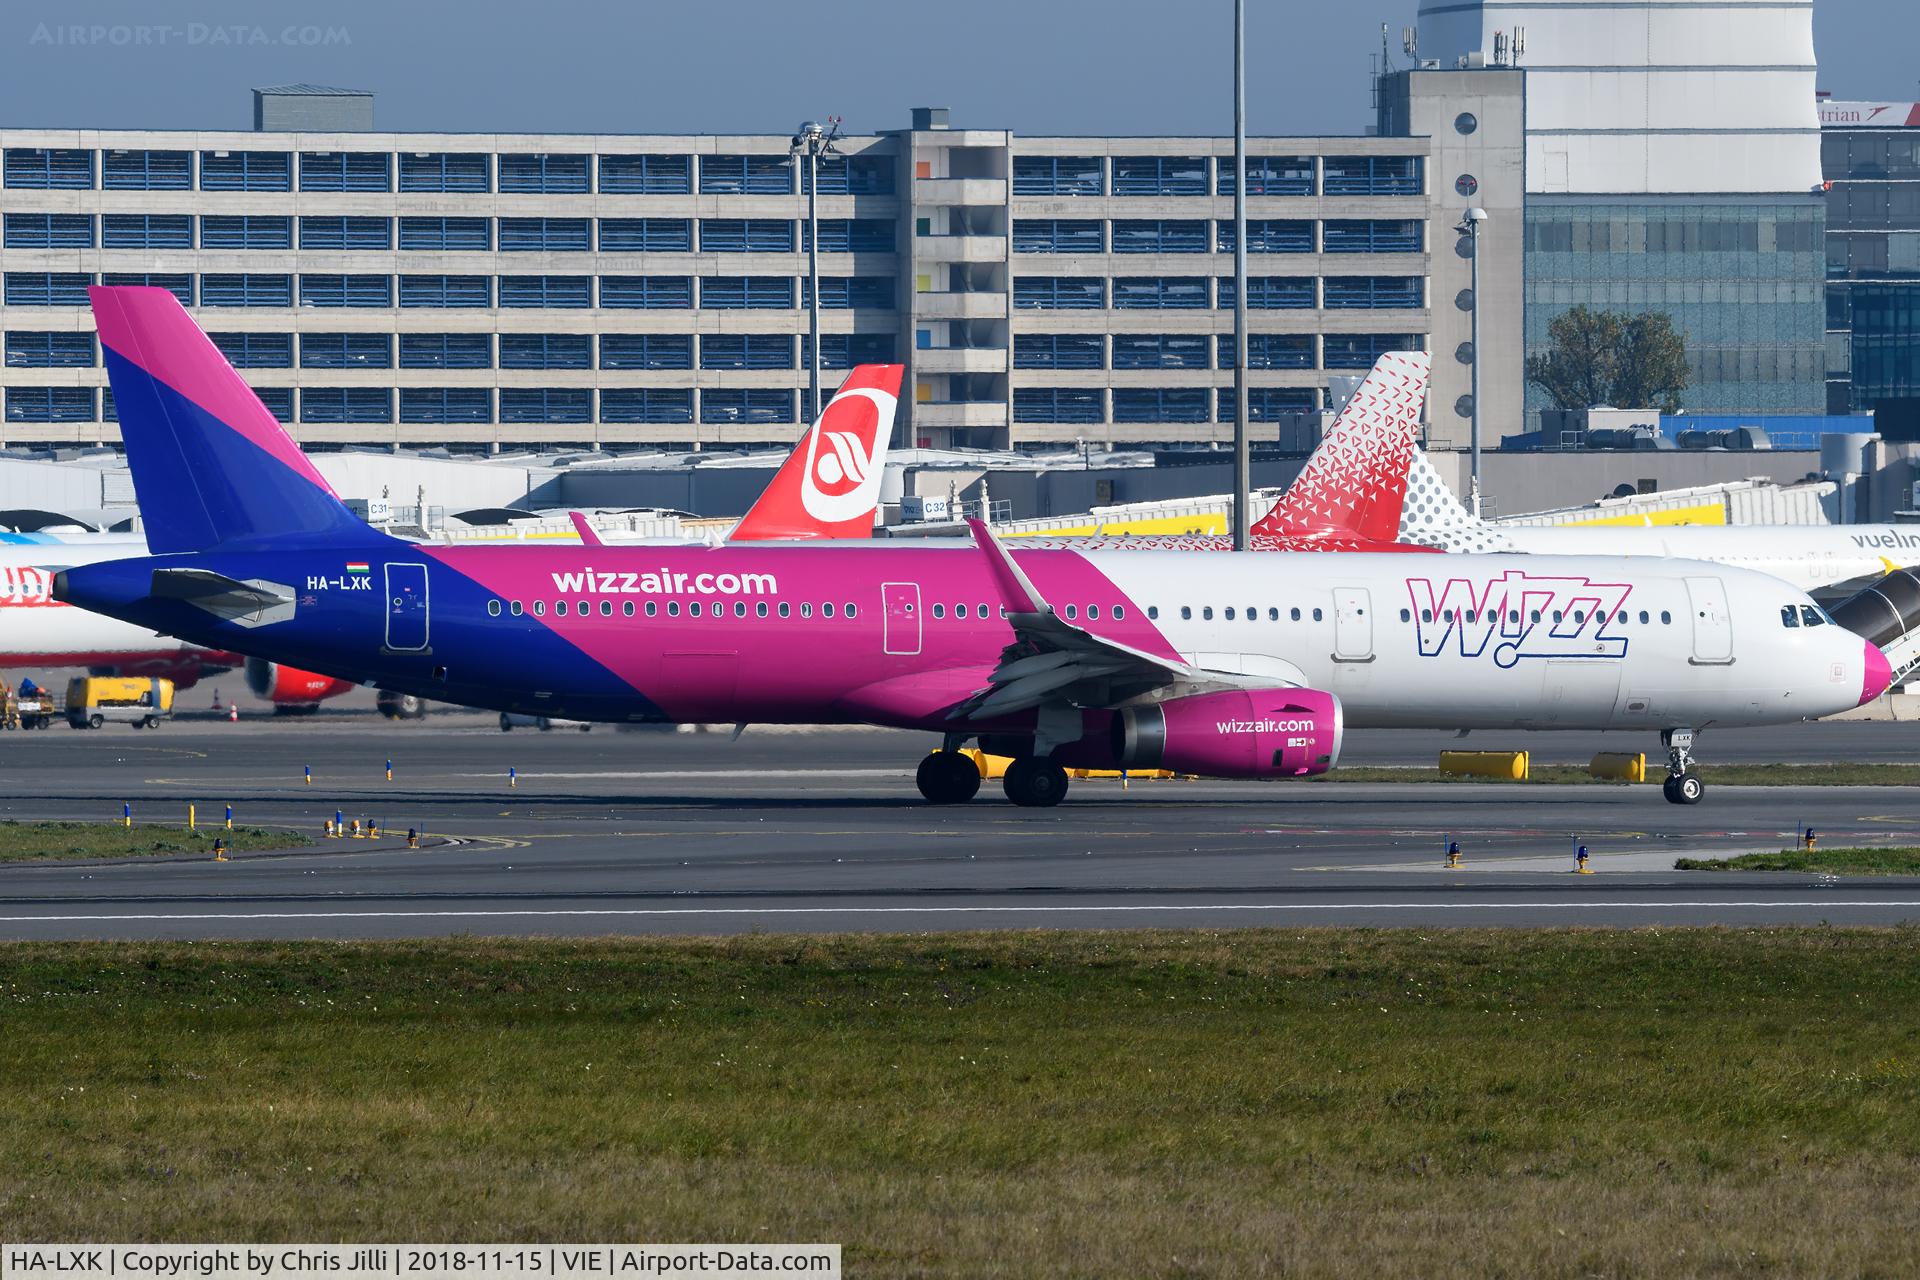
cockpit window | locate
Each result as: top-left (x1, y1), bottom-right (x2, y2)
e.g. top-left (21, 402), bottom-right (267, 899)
top-left (1781, 605), bottom-right (1801, 628)
top-left (1800, 605), bottom-right (1827, 628)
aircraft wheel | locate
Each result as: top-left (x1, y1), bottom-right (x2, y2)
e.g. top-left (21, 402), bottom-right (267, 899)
top-left (1663, 773), bottom-right (1705, 805)
top-left (916, 750), bottom-right (982, 804)
top-left (1004, 757), bottom-right (1069, 808)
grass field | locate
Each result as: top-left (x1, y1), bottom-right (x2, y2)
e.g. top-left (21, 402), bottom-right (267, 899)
top-left (0, 820), bottom-right (310, 863)
top-left (3, 931), bottom-right (1919, 1275)
top-left (1324, 761), bottom-right (1920, 786)
top-left (1677, 846), bottom-right (1920, 874)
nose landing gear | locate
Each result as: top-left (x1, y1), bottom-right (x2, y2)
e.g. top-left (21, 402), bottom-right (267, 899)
top-left (1660, 727), bottom-right (1704, 805)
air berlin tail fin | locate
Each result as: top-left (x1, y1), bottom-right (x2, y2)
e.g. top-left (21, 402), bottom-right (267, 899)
top-left (1253, 350), bottom-right (1430, 544)
top-left (728, 364), bottom-right (904, 542)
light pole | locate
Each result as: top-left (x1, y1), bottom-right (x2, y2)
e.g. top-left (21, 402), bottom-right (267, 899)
top-left (1230, 0), bottom-right (1250, 551)
top-left (791, 119), bottom-right (839, 418)
top-left (1455, 206), bottom-right (1488, 517)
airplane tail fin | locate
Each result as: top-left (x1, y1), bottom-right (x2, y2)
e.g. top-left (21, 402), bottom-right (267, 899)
top-left (1253, 350), bottom-right (1429, 543)
top-left (1395, 445), bottom-right (1512, 551)
top-left (728, 364), bottom-right (904, 541)
top-left (90, 286), bottom-right (381, 554)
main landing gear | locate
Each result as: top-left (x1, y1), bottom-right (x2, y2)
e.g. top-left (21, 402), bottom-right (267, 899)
top-left (1660, 727), bottom-right (1704, 805)
top-left (1002, 757), bottom-right (1070, 808)
top-left (914, 744), bottom-right (1071, 807)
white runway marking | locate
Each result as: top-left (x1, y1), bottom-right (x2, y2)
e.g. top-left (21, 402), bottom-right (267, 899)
top-left (4, 900), bottom-right (1920, 924)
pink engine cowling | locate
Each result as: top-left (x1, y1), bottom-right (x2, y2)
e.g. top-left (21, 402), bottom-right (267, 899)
top-left (1113, 688), bottom-right (1344, 779)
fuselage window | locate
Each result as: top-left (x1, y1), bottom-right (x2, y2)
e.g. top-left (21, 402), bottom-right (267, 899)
top-left (801, 603), bottom-right (813, 618)
top-left (577, 599), bottom-right (589, 615)
top-left (1530, 609), bottom-right (1541, 623)
top-left (487, 600), bottom-right (501, 617)
top-left (510, 600), bottom-right (523, 616)
top-left (1573, 610), bottom-right (1586, 624)
top-left (1551, 610), bottom-right (1563, 623)
top-left (1180, 606), bottom-right (1192, 620)
top-left (623, 601), bottom-right (634, 617)
top-left (689, 601), bottom-right (702, 617)
top-left (1202, 606), bottom-right (1214, 620)
top-left (1224, 607), bottom-right (1235, 621)
top-left (1660, 610), bottom-right (1672, 624)
top-left (1113, 604), bottom-right (1126, 620)
top-left (533, 601), bottom-right (546, 617)
top-left (1268, 607), bottom-right (1279, 621)
top-left (1088, 604), bottom-right (1101, 621)
top-left (1064, 604), bottom-right (1077, 620)
top-left (1290, 607), bottom-right (1302, 621)
top-left (778, 602), bottom-right (791, 618)
top-left (933, 604), bottom-right (946, 619)
top-left (601, 601), bottom-right (613, 617)
top-left (823, 603), bottom-right (835, 618)
top-left (1508, 610), bottom-right (1520, 624)
top-left (555, 600), bottom-right (568, 617)
top-left (1638, 610), bottom-right (1649, 624)
top-left (756, 602), bottom-right (768, 618)
top-left (845, 603), bottom-right (857, 619)
top-left (643, 601), bottom-right (655, 617)
top-left (1312, 608), bottom-right (1323, 622)
top-left (1616, 610), bottom-right (1627, 624)
top-left (1400, 608), bottom-right (1411, 622)
top-left (733, 601), bottom-right (746, 618)
top-left (1781, 605), bottom-right (1800, 628)
top-left (1464, 610), bottom-right (1475, 623)
top-left (1443, 609), bottom-right (1454, 623)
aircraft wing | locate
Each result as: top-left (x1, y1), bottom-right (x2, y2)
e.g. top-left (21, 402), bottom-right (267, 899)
top-left (950, 520), bottom-right (1293, 721)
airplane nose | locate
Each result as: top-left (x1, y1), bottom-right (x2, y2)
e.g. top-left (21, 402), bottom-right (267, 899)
top-left (1860, 638), bottom-right (1894, 706)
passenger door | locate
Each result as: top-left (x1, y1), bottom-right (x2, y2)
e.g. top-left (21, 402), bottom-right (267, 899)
top-left (1684, 576), bottom-right (1735, 665)
top-left (882, 582), bottom-right (922, 656)
top-left (1332, 587), bottom-right (1374, 662)
top-left (384, 562), bottom-right (429, 652)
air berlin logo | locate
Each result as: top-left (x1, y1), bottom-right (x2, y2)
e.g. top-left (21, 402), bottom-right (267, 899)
top-left (801, 385), bottom-right (895, 523)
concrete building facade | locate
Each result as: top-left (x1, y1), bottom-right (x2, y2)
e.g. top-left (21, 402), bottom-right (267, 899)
top-left (1820, 99), bottom-right (1920, 415)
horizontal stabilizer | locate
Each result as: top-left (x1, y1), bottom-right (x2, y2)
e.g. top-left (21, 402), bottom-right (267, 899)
top-left (150, 567), bottom-right (296, 628)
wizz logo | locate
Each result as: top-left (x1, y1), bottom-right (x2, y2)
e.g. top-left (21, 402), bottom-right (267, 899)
top-left (1406, 570), bottom-right (1632, 668)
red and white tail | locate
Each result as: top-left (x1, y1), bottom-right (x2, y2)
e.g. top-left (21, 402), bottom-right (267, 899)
top-left (728, 364), bottom-right (904, 542)
top-left (1253, 350), bottom-right (1430, 544)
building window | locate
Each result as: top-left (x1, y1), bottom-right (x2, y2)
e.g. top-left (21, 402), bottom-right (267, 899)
top-left (1322, 220), bottom-right (1423, 253)
top-left (102, 149), bottom-right (190, 190)
top-left (300, 387), bottom-right (393, 423)
top-left (209, 333), bottom-right (292, 369)
top-left (1013, 219), bottom-right (1103, 254)
top-left (199, 151), bottom-right (291, 192)
top-left (498, 275), bottom-right (592, 308)
top-left (1217, 219), bottom-right (1314, 253)
top-left (499, 217), bottom-right (592, 252)
top-left (398, 275), bottom-right (492, 308)
top-left (6, 386), bottom-right (94, 422)
top-left (599, 218), bottom-right (692, 252)
top-left (805, 219), bottom-right (896, 253)
top-left (700, 219), bottom-right (795, 253)
top-left (4, 148), bottom-right (93, 189)
top-left (1012, 156), bottom-right (1102, 196)
top-left (1217, 276), bottom-right (1315, 309)
top-left (299, 274), bottom-right (392, 308)
top-left (1015, 334), bottom-right (1105, 370)
top-left (804, 155), bottom-right (893, 195)
top-left (200, 215), bottom-right (292, 250)
top-left (700, 276), bottom-right (794, 309)
top-left (1114, 335), bottom-right (1209, 369)
top-left (803, 277), bottom-right (894, 310)
top-left (301, 216), bottom-right (392, 250)
top-left (100, 273), bottom-right (192, 305)
top-left (197, 274), bottom-right (291, 308)
top-left (399, 152), bottom-right (490, 192)
top-left (1113, 277), bottom-right (1209, 309)
top-left (600, 333), bottom-right (693, 369)
top-left (1218, 333), bottom-right (1314, 370)
top-left (300, 333), bottom-right (393, 369)
top-left (399, 333), bottom-right (492, 369)
top-left (1322, 156), bottom-right (1422, 196)
top-left (102, 214), bottom-right (191, 249)
top-left (1111, 220), bottom-right (1208, 253)
top-left (300, 152), bottom-right (391, 192)
top-left (1218, 156), bottom-right (1315, 196)
top-left (250, 388), bottom-right (294, 423)
top-left (400, 387), bottom-right (493, 424)
top-left (1220, 387), bottom-right (1318, 421)
top-left (1322, 276), bottom-right (1423, 309)
top-left (701, 388), bottom-right (795, 424)
top-left (4, 214), bottom-right (94, 248)
top-left (1013, 387), bottom-right (1104, 424)
top-left (1113, 387), bottom-right (1210, 423)
top-left (1324, 334), bottom-right (1423, 369)
top-left (701, 333), bottom-right (794, 370)
top-left (601, 388), bottom-right (694, 423)
top-left (700, 155), bottom-right (792, 195)
top-left (601, 276), bottom-right (693, 309)
top-left (498, 154), bottom-right (590, 193)
top-left (6, 332), bottom-right (96, 367)
top-left (4, 273), bottom-right (94, 306)
top-left (598, 153), bottom-right (692, 194)
top-left (500, 387), bottom-right (593, 424)
top-left (1111, 156), bottom-right (1207, 197)
top-left (501, 333), bottom-right (593, 370)
top-left (1013, 276), bottom-right (1105, 309)
top-left (801, 333), bottom-right (897, 370)
top-left (398, 217), bottom-right (490, 251)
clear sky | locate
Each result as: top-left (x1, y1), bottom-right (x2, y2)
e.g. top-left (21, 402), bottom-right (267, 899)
top-left (2, 0), bottom-right (1910, 137)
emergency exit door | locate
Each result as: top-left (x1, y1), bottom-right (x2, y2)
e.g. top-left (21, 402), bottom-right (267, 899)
top-left (385, 562), bottom-right (430, 652)
top-left (882, 582), bottom-right (922, 655)
top-left (1684, 576), bottom-right (1734, 665)
top-left (1333, 587), bottom-right (1374, 661)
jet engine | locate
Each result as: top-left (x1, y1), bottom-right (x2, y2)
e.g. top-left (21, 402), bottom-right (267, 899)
top-left (244, 657), bottom-right (355, 713)
top-left (1113, 688), bottom-right (1343, 779)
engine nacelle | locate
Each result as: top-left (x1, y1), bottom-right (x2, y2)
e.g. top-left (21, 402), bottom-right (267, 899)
top-left (244, 657), bottom-right (355, 706)
top-left (1113, 688), bottom-right (1343, 779)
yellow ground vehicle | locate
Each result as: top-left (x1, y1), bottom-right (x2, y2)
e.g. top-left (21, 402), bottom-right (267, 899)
top-left (65, 676), bottom-right (173, 730)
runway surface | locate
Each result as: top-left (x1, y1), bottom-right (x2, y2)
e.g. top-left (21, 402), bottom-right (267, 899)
top-left (2, 713), bottom-right (1917, 938)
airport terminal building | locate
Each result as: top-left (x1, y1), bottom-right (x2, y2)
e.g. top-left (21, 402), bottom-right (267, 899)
top-left (0, 90), bottom-right (1488, 454)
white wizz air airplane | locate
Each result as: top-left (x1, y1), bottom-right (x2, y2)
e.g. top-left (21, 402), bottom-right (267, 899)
top-left (1395, 447), bottom-right (1920, 595)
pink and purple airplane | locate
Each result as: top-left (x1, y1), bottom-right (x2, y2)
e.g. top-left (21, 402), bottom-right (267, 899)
top-left (56, 288), bottom-right (1891, 806)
